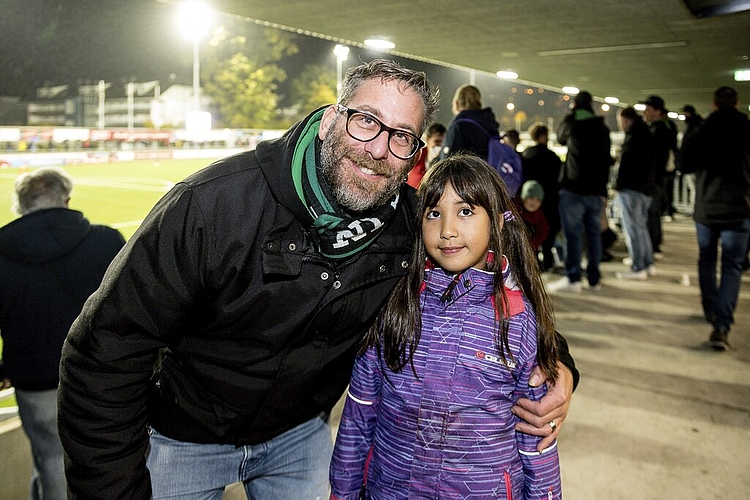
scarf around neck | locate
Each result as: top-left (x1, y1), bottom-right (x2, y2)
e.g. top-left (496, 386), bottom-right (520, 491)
top-left (291, 109), bottom-right (399, 259)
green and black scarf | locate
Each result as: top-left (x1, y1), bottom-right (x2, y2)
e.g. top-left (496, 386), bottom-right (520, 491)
top-left (291, 109), bottom-right (399, 259)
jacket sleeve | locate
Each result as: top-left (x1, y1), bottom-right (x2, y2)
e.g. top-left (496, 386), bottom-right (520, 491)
top-left (58, 183), bottom-right (211, 500)
top-left (329, 346), bottom-right (382, 500)
top-left (515, 322), bottom-right (562, 500)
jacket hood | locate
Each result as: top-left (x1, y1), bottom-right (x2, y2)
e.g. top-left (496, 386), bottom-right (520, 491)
top-left (0, 208), bottom-right (91, 264)
top-left (255, 107), bottom-right (326, 224)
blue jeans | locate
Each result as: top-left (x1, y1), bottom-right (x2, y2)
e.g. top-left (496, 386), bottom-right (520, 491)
top-left (696, 219), bottom-right (750, 331)
top-left (14, 388), bottom-right (67, 500)
top-left (559, 189), bottom-right (603, 285)
top-left (616, 190), bottom-right (654, 271)
top-left (147, 416), bottom-right (333, 499)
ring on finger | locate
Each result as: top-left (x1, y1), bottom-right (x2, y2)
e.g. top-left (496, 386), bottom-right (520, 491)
top-left (548, 420), bottom-right (557, 431)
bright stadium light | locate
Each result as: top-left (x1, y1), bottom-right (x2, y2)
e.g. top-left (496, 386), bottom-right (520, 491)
top-left (334, 44), bottom-right (350, 98)
top-left (179, 1), bottom-right (213, 114)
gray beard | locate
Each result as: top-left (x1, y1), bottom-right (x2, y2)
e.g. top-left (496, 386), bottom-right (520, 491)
top-left (319, 126), bottom-right (408, 213)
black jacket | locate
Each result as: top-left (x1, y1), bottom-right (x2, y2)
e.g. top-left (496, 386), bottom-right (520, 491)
top-left (679, 106), bottom-right (750, 228)
top-left (615, 118), bottom-right (656, 195)
top-left (440, 107), bottom-right (499, 160)
top-left (0, 208), bottom-right (124, 390)
top-left (557, 109), bottom-right (613, 197)
top-left (522, 144), bottom-right (563, 223)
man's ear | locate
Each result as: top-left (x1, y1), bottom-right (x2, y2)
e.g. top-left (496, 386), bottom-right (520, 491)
top-left (318, 105), bottom-right (339, 140)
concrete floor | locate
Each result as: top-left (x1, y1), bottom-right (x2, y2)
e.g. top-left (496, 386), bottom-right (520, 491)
top-left (2, 213), bottom-right (748, 499)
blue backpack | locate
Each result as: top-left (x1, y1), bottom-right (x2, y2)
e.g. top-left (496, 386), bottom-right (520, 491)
top-left (455, 118), bottom-right (523, 196)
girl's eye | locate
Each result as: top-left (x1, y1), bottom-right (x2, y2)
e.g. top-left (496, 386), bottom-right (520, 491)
top-left (425, 210), bottom-right (440, 220)
top-left (459, 207), bottom-right (474, 217)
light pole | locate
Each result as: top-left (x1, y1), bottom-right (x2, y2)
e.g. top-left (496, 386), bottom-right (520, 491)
top-left (334, 44), bottom-right (350, 99)
top-left (179, 1), bottom-right (212, 113)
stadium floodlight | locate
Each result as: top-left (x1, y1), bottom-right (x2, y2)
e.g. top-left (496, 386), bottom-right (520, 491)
top-left (179, 1), bottom-right (213, 114)
top-left (334, 44), bottom-right (350, 98)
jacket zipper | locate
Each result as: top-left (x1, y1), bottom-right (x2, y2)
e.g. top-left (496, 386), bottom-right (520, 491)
top-left (504, 470), bottom-right (513, 500)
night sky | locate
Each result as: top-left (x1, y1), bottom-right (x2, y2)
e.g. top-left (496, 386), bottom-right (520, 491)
top-left (0, 0), bottom-right (209, 99)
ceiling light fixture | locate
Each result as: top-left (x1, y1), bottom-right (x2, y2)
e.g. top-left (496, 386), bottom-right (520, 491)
top-left (539, 41), bottom-right (686, 56)
top-left (496, 70), bottom-right (519, 80)
top-left (561, 86), bottom-right (580, 95)
top-left (605, 96), bottom-right (620, 104)
top-left (364, 37), bottom-right (395, 50)
top-left (735, 69), bottom-right (750, 81)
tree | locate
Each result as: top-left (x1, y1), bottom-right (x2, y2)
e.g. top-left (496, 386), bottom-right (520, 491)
top-left (202, 24), bottom-right (298, 128)
top-left (288, 64), bottom-right (337, 123)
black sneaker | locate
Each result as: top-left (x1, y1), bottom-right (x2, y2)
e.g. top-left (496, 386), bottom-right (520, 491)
top-left (708, 329), bottom-right (729, 351)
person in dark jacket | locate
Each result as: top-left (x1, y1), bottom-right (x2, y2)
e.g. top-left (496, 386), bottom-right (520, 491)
top-left (613, 106), bottom-right (657, 280)
top-left (522, 123), bottom-right (563, 271)
top-left (548, 91), bottom-right (613, 293)
top-left (58, 60), bottom-right (578, 500)
top-left (679, 86), bottom-right (750, 350)
top-left (0, 167), bottom-right (124, 500)
top-left (440, 84), bottom-right (499, 160)
top-left (641, 95), bottom-right (678, 254)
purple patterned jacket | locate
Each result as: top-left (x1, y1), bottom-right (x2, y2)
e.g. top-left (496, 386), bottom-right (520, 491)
top-left (330, 262), bottom-right (561, 499)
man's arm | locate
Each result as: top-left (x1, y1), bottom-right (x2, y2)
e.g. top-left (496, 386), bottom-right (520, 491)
top-left (512, 332), bottom-right (577, 452)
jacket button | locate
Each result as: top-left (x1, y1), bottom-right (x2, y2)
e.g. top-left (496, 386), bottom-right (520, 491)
top-left (332, 280), bottom-right (341, 289)
top-left (288, 242), bottom-right (297, 251)
top-left (320, 272), bottom-right (329, 280)
top-left (401, 260), bottom-right (409, 269)
top-left (379, 265), bottom-right (387, 273)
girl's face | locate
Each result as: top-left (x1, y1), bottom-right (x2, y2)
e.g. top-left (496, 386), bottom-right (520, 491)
top-left (422, 182), bottom-right (492, 273)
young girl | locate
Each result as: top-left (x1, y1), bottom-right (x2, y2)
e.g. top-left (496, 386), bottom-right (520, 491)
top-left (329, 154), bottom-right (562, 500)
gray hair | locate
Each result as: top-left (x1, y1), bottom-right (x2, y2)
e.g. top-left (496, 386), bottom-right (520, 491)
top-left (338, 58), bottom-right (440, 135)
top-left (12, 167), bottom-right (73, 215)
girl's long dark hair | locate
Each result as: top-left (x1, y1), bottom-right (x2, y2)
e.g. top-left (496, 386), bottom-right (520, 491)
top-left (362, 154), bottom-right (559, 381)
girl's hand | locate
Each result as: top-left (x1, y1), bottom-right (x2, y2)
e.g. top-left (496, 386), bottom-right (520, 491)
top-left (511, 362), bottom-right (573, 452)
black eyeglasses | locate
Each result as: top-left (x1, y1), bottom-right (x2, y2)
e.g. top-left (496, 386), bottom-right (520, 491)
top-left (337, 105), bottom-right (424, 160)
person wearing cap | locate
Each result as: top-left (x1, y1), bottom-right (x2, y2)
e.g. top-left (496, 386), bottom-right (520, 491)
top-left (678, 86), bottom-right (750, 351)
top-left (514, 180), bottom-right (549, 269)
top-left (641, 95), bottom-right (679, 258)
top-left (548, 91), bottom-right (613, 293)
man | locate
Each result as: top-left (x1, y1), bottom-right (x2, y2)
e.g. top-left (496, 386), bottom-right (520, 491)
top-left (58, 59), bottom-right (577, 499)
top-left (613, 106), bottom-right (657, 280)
top-left (0, 167), bottom-right (125, 500)
top-left (522, 122), bottom-right (563, 272)
top-left (679, 86), bottom-right (750, 350)
top-left (548, 91), bottom-right (613, 293)
top-left (641, 95), bottom-right (678, 256)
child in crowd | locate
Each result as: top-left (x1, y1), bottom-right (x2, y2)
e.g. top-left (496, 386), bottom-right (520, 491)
top-left (515, 180), bottom-right (549, 268)
top-left (329, 154), bottom-right (562, 499)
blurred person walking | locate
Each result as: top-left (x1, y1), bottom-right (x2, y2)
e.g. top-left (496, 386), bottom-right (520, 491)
top-left (0, 167), bottom-right (125, 500)
top-left (679, 86), bottom-right (750, 350)
top-left (548, 91), bottom-right (613, 293)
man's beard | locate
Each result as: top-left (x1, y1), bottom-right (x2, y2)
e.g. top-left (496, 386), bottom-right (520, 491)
top-left (319, 125), bottom-right (410, 213)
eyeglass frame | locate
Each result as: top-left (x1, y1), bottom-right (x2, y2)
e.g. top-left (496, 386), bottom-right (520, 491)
top-left (336, 104), bottom-right (425, 160)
